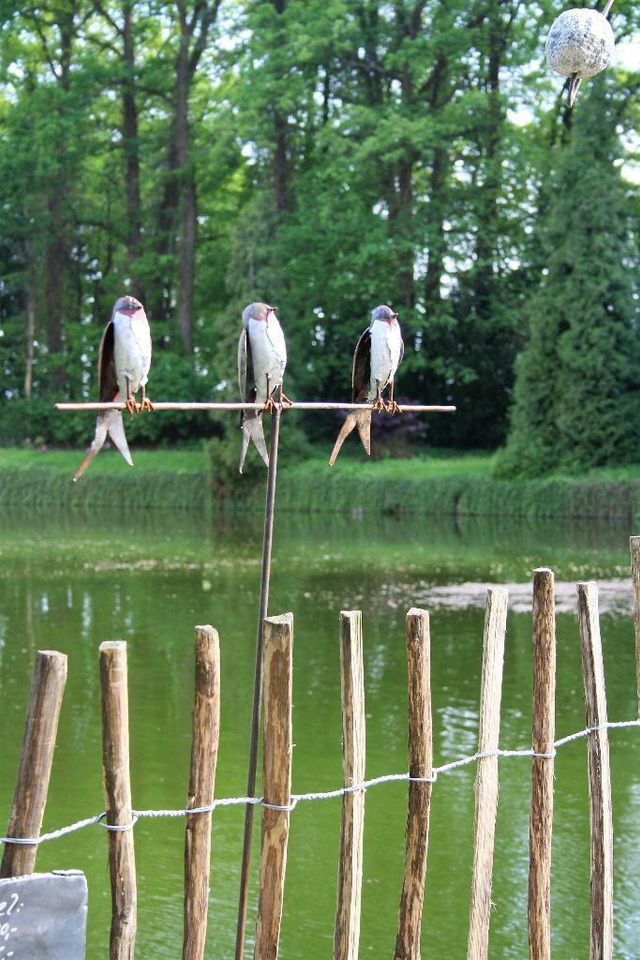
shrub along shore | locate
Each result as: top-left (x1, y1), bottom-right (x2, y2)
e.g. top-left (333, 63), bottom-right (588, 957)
top-left (1, 447), bottom-right (640, 521)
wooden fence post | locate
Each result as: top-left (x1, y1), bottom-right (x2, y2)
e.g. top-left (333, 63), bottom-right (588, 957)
top-left (576, 582), bottom-right (613, 960)
top-left (100, 640), bottom-right (137, 960)
top-left (395, 608), bottom-right (432, 960)
top-left (528, 569), bottom-right (556, 960)
top-left (183, 626), bottom-right (221, 960)
top-left (467, 586), bottom-right (508, 960)
top-left (629, 537), bottom-right (640, 716)
top-left (254, 613), bottom-right (293, 960)
top-left (0, 650), bottom-right (67, 878)
top-left (334, 610), bottom-right (366, 960)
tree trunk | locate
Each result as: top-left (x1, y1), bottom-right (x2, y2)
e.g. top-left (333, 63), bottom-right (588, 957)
top-left (24, 280), bottom-right (36, 401)
top-left (175, 26), bottom-right (195, 355)
top-left (45, 192), bottom-right (68, 391)
top-left (272, 0), bottom-right (291, 216)
top-left (37, 3), bottom-right (77, 393)
top-left (122, 1), bottom-right (143, 301)
top-left (178, 171), bottom-right (197, 356)
top-left (387, 55), bottom-right (417, 313)
top-left (273, 110), bottom-right (291, 215)
top-left (424, 146), bottom-right (450, 313)
top-left (473, 0), bottom-right (506, 310)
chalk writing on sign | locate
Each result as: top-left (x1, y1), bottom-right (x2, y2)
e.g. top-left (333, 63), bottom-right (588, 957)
top-left (0, 890), bottom-right (22, 956)
top-left (0, 871), bottom-right (87, 960)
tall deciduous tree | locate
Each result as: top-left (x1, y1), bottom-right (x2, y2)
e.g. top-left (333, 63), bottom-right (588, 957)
top-left (1, 0), bottom-right (638, 453)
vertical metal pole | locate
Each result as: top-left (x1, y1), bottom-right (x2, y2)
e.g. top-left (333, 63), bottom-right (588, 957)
top-left (235, 408), bottom-right (281, 960)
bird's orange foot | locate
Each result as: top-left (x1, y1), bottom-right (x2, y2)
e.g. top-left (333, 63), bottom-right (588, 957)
top-left (278, 390), bottom-right (293, 409)
top-left (372, 398), bottom-right (386, 413)
top-left (386, 400), bottom-right (402, 415)
top-left (125, 398), bottom-right (138, 418)
top-left (263, 396), bottom-right (276, 414)
top-left (139, 397), bottom-right (154, 413)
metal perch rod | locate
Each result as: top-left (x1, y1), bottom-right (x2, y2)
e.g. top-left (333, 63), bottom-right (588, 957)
top-left (55, 401), bottom-right (456, 413)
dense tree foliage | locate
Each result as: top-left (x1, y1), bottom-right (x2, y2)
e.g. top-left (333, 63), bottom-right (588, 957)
top-left (0, 0), bottom-right (638, 462)
top-left (497, 76), bottom-right (640, 476)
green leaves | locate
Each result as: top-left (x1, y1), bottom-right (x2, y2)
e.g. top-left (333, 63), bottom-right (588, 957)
top-left (0, 0), bottom-right (638, 462)
top-left (498, 76), bottom-right (640, 477)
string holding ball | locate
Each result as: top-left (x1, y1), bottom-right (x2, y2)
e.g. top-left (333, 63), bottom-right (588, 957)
top-left (545, 8), bottom-right (615, 81)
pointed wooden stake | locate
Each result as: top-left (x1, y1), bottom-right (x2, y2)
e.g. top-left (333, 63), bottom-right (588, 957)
top-left (577, 582), bottom-right (613, 960)
top-left (1, 650), bottom-right (67, 878)
top-left (395, 608), bottom-right (432, 960)
top-left (334, 611), bottom-right (366, 960)
top-left (629, 537), bottom-right (640, 716)
top-left (100, 640), bottom-right (137, 960)
top-left (254, 613), bottom-right (293, 960)
top-left (183, 626), bottom-right (221, 960)
top-left (528, 569), bottom-right (556, 960)
top-left (467, 587), bottom-right (508, 960)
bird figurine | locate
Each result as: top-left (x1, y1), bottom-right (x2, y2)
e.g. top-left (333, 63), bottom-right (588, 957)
top-left (73, 295), bottom-right (152, 482)
top-left (237, 301), bottom-right (289, 473)
top-left (328, 304), bottom-right (403, 467)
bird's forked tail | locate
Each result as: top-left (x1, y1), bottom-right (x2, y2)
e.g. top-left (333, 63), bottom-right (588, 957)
top-left (72, 408), bottom-right (133, 482)
top-left (328, 409), bottom-right (371, 467)
top-left (239, 413), bottom-right (269, 473)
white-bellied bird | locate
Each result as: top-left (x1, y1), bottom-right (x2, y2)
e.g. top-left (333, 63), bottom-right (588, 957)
top-left (328, 304), bottom-right (403, 467)
top-left (73, 295), bottom-right (152, 482)
top-left (237, 301), bottom-right (289, 473)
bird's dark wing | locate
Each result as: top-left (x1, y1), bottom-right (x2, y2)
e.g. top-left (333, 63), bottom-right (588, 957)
top-left (238, 328), bottom-right (257, 404)
top-left (98, 320), bottom-right (118, 402)
top-left (399, 334), bottom-right (404, 365)
top-left (351, 328), bottom-right (371, 402)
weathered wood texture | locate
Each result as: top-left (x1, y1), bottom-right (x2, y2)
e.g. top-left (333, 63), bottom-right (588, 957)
top-left (528, 569), bottom-right (556, 960)
top-left (254, 614), bottom-right (293, 960)
top-left (100, 641), bottom-right (137, 960)
top-left (629, 536), bottom-right (640, 716)
top-left (577, 582), bottom-right (614, 960)
top-left (0, 650), bottom-right (67, 878)
top-left (183, 626), bottom-right (221, 960)
top-left (334, 611), bottom-right (366, 960)
top-left (395, 608), bottom-right (432, 960)
top-left (467, 587), bottom-right (508, 960)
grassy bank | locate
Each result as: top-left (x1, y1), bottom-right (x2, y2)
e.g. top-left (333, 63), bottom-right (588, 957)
top-left (0, 448), bottom-right (209, 510)
top-left (2, 447), bottom-right (640, 519)
top-left (276, 456), bottom-right (640, 520)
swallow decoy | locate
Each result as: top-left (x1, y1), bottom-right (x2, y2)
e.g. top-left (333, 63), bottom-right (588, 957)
top-left (73, 295), bottom-right (152, 482)
top-left (237, 301), bottom-right (289, 473)
top-left (328, 304), bottom-right (403, 467)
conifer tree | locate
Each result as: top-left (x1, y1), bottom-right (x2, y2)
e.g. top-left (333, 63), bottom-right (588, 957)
top-left (498, 77), bottom-right (640, 477)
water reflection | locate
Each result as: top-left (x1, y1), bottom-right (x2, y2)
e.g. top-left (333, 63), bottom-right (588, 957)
top-left (0, 508), bottom-right (638, 958)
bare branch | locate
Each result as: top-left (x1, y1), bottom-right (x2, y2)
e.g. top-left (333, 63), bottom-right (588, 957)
top-left (25, 12), bottom-right (62, 81)
top-left (91, 0), bottom-right (124, 38)
top-left (188, 0), bottom-right (222, 76)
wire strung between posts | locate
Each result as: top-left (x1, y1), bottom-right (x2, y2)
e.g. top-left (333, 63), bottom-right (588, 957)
top-left (1, 718), bottom-right (637, 846)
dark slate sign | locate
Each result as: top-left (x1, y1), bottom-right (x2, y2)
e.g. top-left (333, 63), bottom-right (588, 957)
top-left (0, 870), bottom-right (87, 959)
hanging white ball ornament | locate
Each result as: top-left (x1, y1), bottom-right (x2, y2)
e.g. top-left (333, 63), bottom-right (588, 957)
top-left (545, 8), bottom-right (615, 79)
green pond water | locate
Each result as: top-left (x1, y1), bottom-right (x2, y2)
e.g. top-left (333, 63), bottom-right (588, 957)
top-left (0, 507), bottom-right (639, 958)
